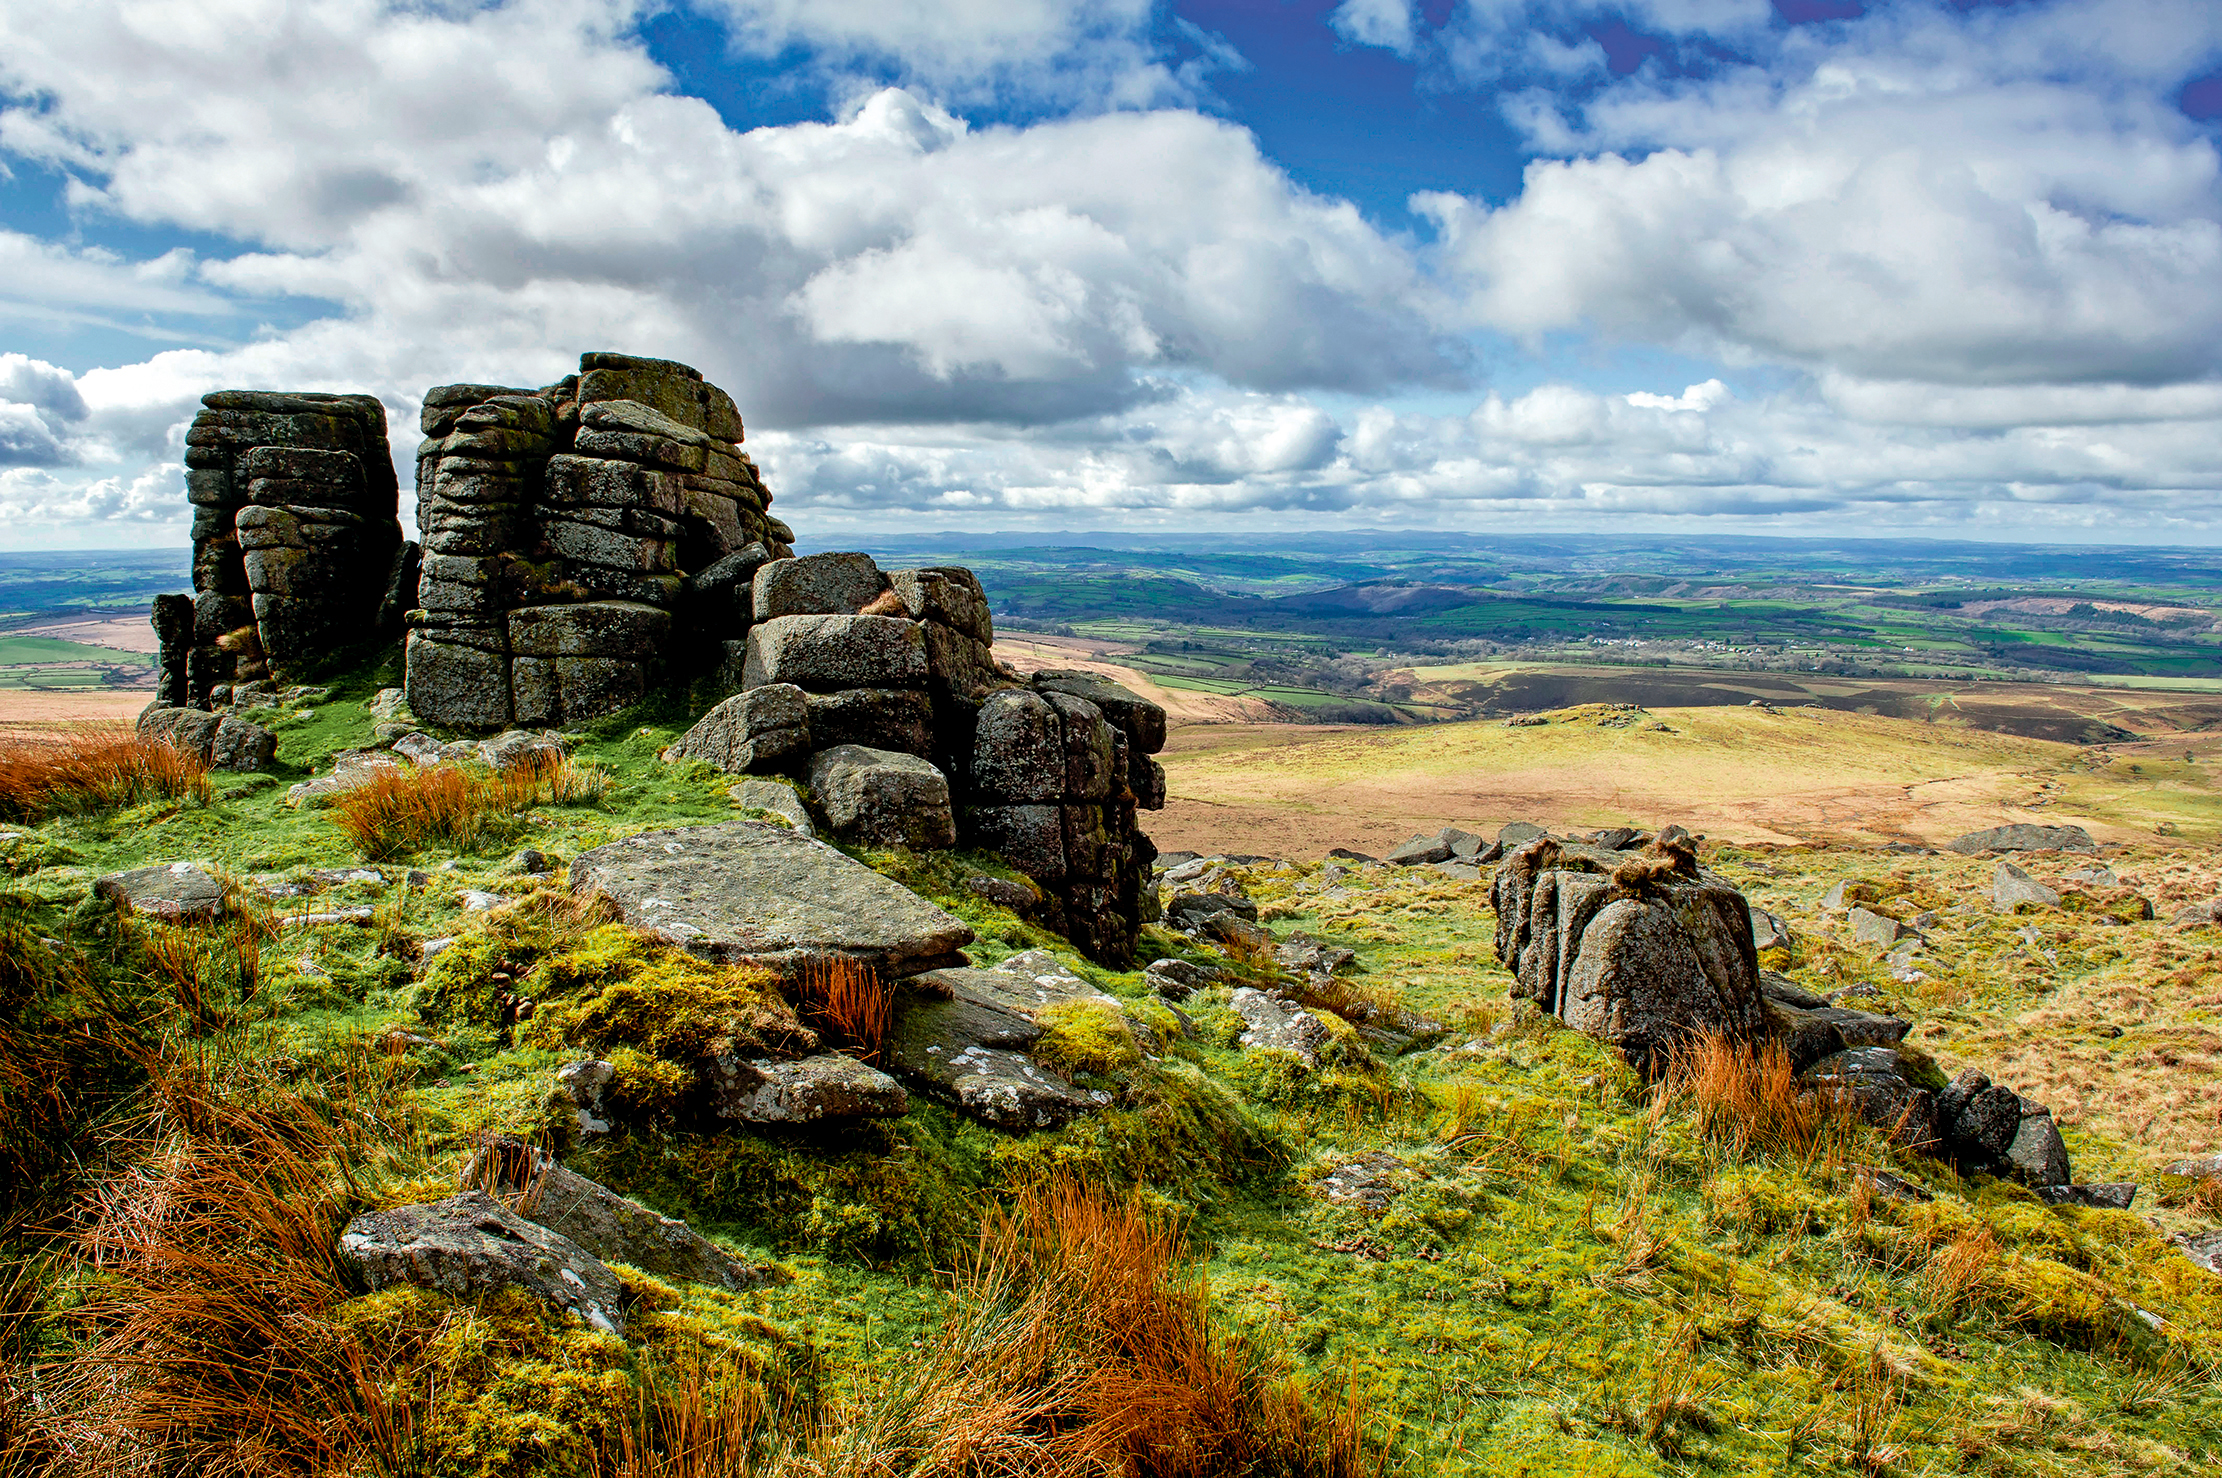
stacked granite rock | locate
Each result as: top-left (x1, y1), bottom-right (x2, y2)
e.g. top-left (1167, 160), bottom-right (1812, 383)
top-left (159, 391), bottom-right (404, 706)
top-left (667, 551), bottom-right (1166, 967)
top-left (404, 353), bottom-right (792, 729)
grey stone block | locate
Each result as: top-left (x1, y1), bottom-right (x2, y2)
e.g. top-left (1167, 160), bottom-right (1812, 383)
top-left (807, 687), bottom-right (933, 758)
top-left (807, 745), bottom-right (956, 851)
top-left (507, 601), bottom-right (672, 658)
top-left (752, 550), bottom-right (887, 620)
top-left (742, 614), bottom-right (928, 692)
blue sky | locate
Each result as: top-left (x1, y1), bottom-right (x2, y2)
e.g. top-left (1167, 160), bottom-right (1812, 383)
top-left (2, 0), bottom-right (2220, 548)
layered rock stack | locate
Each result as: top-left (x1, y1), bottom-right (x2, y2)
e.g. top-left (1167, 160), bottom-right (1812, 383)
top-left (406, 353), bottom-right (792, 729)
top-left (154, 351), bottom-right (1164, 966)
top-left (161, 392), bottom-right (404, 704)
top-left (667, 551), bottom-right (1165, 967)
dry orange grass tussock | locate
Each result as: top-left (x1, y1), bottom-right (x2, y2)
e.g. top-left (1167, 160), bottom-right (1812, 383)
top-left (331, 750), bottom-right (605, 859)
top-left (804, 1178), bottom-right (1379, 1478)
top-left (791, 955), bottom-right (892, 1064)
top-left (11, 1048), bottom-right (425, 1478)
top-left (0, 724), bottom-right (209, 824)
top-left (1660, 1032), bottom-right (1863, 1164)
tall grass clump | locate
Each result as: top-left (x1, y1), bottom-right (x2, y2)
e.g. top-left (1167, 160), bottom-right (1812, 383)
top-left (331, 750), bottom-right (607, 859)
top-left (0, 725), bottom-right (209, 823)
top-left (808, 1178), bottom-right (1379, 1478)
top-left (791, 955), bottom-right (891, 1064)
top-left (1659, 1032), bottom-right (1861, 1164)
top-left (15, 1044), bottom-right (429, 1478)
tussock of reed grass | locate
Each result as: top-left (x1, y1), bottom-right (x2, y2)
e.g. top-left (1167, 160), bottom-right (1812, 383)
top-left (0, 725), bottom-right (209, 823)
top-left (792, 955), bottom-right (891, 1064)
top-left (1659, 1032), bottom-right (1861, 1164)
top-left (331, 750), bottom-right (607, 859)
top-left (804, 1179), bottom-right (1377, 1478)
top-left (14, 1046), bottom-right (428, 1478)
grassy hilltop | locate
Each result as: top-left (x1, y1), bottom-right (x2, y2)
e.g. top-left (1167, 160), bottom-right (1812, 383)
top-left (2, 653), bottom-right (2220, 1475)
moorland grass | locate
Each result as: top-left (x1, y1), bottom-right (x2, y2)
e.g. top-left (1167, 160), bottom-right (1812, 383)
top-left (5, 669), bottom-right (2222, 1476)
top-left (0, 723), bottom-right (209, 823)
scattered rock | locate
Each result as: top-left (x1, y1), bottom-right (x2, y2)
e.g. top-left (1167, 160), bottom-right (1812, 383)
top-left (1165, 890), bottom-right (1258, 929)
top-left (1387, 827), bottom-right (1484, 866)
top-left (1144, 957), bottom-right (1221, 1001)
top-left (1275, 933), bottom-right (1356, 980)
top-left (2034, 1183), bottom-right (2137, 1210)
top-left (506, 848), bottom-right (558, 876)
top-left (1801, 1046), bottom-right (1936, 1143)
top-left (1856, 1166), bottom-right (1934, 1203)
top-left (806, 745), bottom-right (956, 850)
top-left (556, 1059), bottom-right (616, 1134)
top-left (338, 1190), bottom-right (627, 1336)
top-left (886, 960), bottom-right (1115, 1130)
top-left (2006, 1106), bottom-right (2073, 1187)
top-left (2169, 900), bottom-right (2222, 927)
top-left (1951, 1086), bottom-right (2024, 1161)
top-left (94, 862), bottom-right (228, 923)
top-left (1315, 1150), bottom-right (1412, 1211)
top-left (138, 703), bottom-right (278, 772)
top-left (2173, 1229), bottom-right (2222, 1276)
top-left (1325, 847), bottom-right (1377, 863)
top-left (1229, 988), bottom-right (1334, 1068)
top-left (568, 821), bottom-right (973, 976)
top-left (287, 748), bottom-right (406, 807)
top-left (1993, 861), bottom-right (2062, 911)
top-left (731, 776), bottom-right (814, 835)
top-left (1846, 907), bottom-right (1911, 949)
top-left (962, 874), bottom-right (1039, 913)
top-left (706, 1052), bottom-right (909, 1124)
top-left (465, 1139), bottom-right (785, 1292)
top-left (1496, 821), bottom-right (1547, 847)
top-left (460, 889), bottom-right (502, 912)
top-left (2160, 1151), bottom-right (2222, 1180)
top-left (666, 684), bottom-right (811, 774)
top-left (1751, 909), bottom-right (1792, 952)
top-left (1948, 823), bottom-right (2097, 856)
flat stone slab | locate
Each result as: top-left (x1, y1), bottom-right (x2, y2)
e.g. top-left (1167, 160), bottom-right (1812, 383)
top-left (1949, 823), bottom-right (2097, 855)
top-left (95, 862), bottom-right (227, 923)
top-left (887, 952), bottom-right (1118, 1131)
top-left (464, 1140), bottom-right (784, 1291)
top-left (567, 821), bottom-right (971, 976)
top-left (1230, 987), bottom-right (1333, 1068)
top-left (708, 1052), bottom-right (910, 1124)
top-left (338, 1190), bottom-right (626, 1336)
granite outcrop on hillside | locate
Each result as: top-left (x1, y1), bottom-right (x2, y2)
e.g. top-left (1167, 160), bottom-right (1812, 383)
top-left (148, 351), bottom-right (1166, 967)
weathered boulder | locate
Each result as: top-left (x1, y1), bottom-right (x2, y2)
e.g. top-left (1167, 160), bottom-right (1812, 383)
top-left (137, 703), bottom-right (276, 772)
top-left (2006, 1105), bottom-right (2073, 1187)
top-left (1994, 861), bottom-right (2062, 911)
top-left (753, 550), bottom-right (887, 620)
top-left (732, 776), bottom-right (814, 835)
top-left (706, 1052), bottom-right (909, 1124)
top-left (1949, 823), bottom-right (2097, 855)
top-left (568, 821), bottom-right (972, 976)
top-left (885, 955), bottom-right (1121, 1131)
top-left (556, 1059), bottom-right (616, 1134)
top-left (95, 862), bottom-right (228, 923)
top-left (1750, 909), bottom-right (1792, 952)
top-left (807, 745), bottom-right (957, 850)
top-left (1143, 957), bottom-right (1220, 1001)
top-left (1228, 988), bottom-right (1333, 1068)
top-left (743, 614), bottom-right (927, 692)
top-left (1802, 1047), bottom-right (1936, 1143)
top-left (1493, 835), bottom-right (1766, 1073)
top-left (1387, 827), bottom-right (1485, 866)
top-left (1952, 1085), bottom-right (2023, 1160)
top-left (805, 687), bottom-right (934, 758)
top-left (338, 1190), bottom-right (626, 1336)
top-left (665, 683), bottom-right (810, 773)
top-left (464, 1139), bottom-right (784, 1291)
top-left (1846, 906), bottom-right (1911, 949)
top-left (1027, 668), bottom-right (1168, 755)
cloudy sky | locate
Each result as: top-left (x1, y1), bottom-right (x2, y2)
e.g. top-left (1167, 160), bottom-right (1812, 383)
top-left (2, 0), bottom-right (2219, 550)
